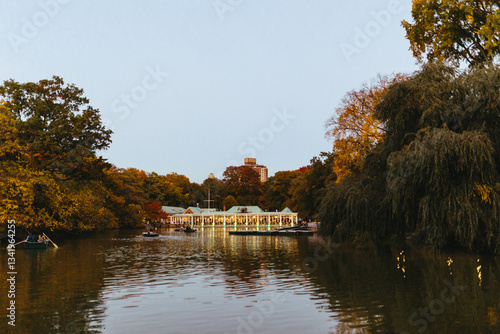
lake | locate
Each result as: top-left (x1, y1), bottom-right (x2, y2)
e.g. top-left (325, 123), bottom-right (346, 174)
top-left (1, 228), bottom-right (499, 333)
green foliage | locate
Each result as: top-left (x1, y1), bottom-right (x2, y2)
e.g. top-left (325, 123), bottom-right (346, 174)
top-left (265, 170), bottom-right (303, 211)
top-left (0, 76), bottom-right (112, 179)
top-left (387, 128), bottom-right (499, 251)
top-left (403, 0), bottom-right (500, 66)
top-left (221, 195), bottom-right (239, 211)
top-left (319, 174), bottom-right (390, 245)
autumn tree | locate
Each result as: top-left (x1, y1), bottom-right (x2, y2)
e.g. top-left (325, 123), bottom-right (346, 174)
top-left (325, 75), bottom-right (401, 182)
top-left (103, 167), bottom-right (145, 228)
top-left (0, 76), bottom-right (112, 180)
top-left (142, 200), bottom-right (168, 225)
top-left (402, 0), bottom-right (500, 66)
top-left (222, 166), bottom-right (263, 206)
top-left (0, 77), bottom-right (116, 232)
top-left (165, 173), bottom-right (194, 206)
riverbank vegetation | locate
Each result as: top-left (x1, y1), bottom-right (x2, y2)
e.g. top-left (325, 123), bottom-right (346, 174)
top-left (320, 62), bottom-right (500, 253)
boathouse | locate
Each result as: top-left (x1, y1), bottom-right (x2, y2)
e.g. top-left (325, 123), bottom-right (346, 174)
top-left (168, 206), bottom-right (298, 226)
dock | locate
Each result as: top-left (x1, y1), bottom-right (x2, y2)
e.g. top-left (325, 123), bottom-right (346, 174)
top-left (229, 230), bottom-right (313, 236)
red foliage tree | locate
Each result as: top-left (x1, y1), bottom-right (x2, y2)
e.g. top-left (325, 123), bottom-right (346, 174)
top-left (142, 200), bottom-right (168, 224)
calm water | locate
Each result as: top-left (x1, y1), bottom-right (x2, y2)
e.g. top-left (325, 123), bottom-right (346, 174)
top-left (1, 228), bottom-right (500, 334)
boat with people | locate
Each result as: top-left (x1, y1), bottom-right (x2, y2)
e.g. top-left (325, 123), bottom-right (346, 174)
top-left (25, 240), bottom-right (50, 249)
top-left (183, 226), bottom-right (197, 233)
top-left (142, 231), bottom-right (159, 237)
top-left (20, 233), bottom-right (58, 249)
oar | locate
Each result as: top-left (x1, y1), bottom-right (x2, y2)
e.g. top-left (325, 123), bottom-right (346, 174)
top-left (7, 239), bottom-right (26, 248)
top-left (43, 233), bottom-right (59, 248)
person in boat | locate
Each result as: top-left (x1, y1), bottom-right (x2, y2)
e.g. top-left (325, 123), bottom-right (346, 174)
top-left (27, 233), bottom-right (39, 242)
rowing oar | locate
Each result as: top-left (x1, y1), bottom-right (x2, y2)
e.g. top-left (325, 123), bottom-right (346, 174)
top-left (43, 233), bottom-right (59, 248)
top-left (7, 239), bottom-right (26, 248)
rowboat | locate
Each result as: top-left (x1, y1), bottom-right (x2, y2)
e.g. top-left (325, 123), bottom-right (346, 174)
top-left (143, 232), bottom-right (159, 237)
top-left (183, 227), bottom-right (197, 233)
top-left (24, 240), bottom-right (49, 249)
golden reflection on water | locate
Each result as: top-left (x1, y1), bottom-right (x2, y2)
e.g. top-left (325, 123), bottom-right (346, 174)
top-left (396, 250), bottom-right (406, 278)
top-left (477, 258), bottom-right (482, 287)
top-left (447, 256), bottom-right (454, 275)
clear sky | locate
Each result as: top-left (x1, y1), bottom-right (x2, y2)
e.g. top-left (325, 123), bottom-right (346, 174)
top-left (1, 0), bottom-right (418, 183)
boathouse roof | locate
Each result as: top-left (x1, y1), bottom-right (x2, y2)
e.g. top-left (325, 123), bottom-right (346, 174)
top-left (162, 206), bottom-right (186, 215)
top-left (185, 207), bottom-right (203, 214)
top-left (226, 206), bottom-right (264, 214)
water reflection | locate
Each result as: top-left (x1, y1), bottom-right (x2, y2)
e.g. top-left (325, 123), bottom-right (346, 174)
top-left (0, 229), bottom-right (499, 333)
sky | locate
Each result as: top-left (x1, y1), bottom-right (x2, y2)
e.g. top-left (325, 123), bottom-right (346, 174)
top-left (1, 0), bottom-right (419, 183)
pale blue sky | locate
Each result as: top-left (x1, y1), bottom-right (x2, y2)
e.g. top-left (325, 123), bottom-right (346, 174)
top-left (1, 0), bottom-right (418, 183)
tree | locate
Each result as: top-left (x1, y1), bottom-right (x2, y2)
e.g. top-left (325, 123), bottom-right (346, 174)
top-left (221, 195), bottom-right (239, 211)
top-left (0, 77), bottom-right (117, 232)
top-left (103, 167), bottom-right (144, 228)
top-left (222, 166), bottom-right (263, 205)
top-left (402, 0), bottom-right (500, 66)
top-left (0, 76), bottom-right (112, 179)
top-left (142, 200), bottom-right (168, 225)
top-left (264, 170), bottom-right (302, 211)
top-left (165, 173), bottom-right (194, 206)
top-left (325, 75), bottom-right (401, 182)
top-left (321, 62), bottom-right (500, 253)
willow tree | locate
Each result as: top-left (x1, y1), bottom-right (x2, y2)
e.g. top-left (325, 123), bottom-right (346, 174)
top-left (320, 62), bottom-right (500, 252)
top-left (386, 128), bottom-right (499, 251)
top-left (379, 63), bottom-right (500, 252)
top-left (403, 0), bottom-right (500, 66)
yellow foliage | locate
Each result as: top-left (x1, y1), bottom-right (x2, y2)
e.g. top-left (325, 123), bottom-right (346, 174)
top-left (475, 184), bottom-right (492, 204)
top-left (326, 75), bottom-right (403, 182)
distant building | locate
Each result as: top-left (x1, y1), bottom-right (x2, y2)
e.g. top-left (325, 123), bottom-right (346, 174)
top-left (242, 158), bottom-right (268, 182)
